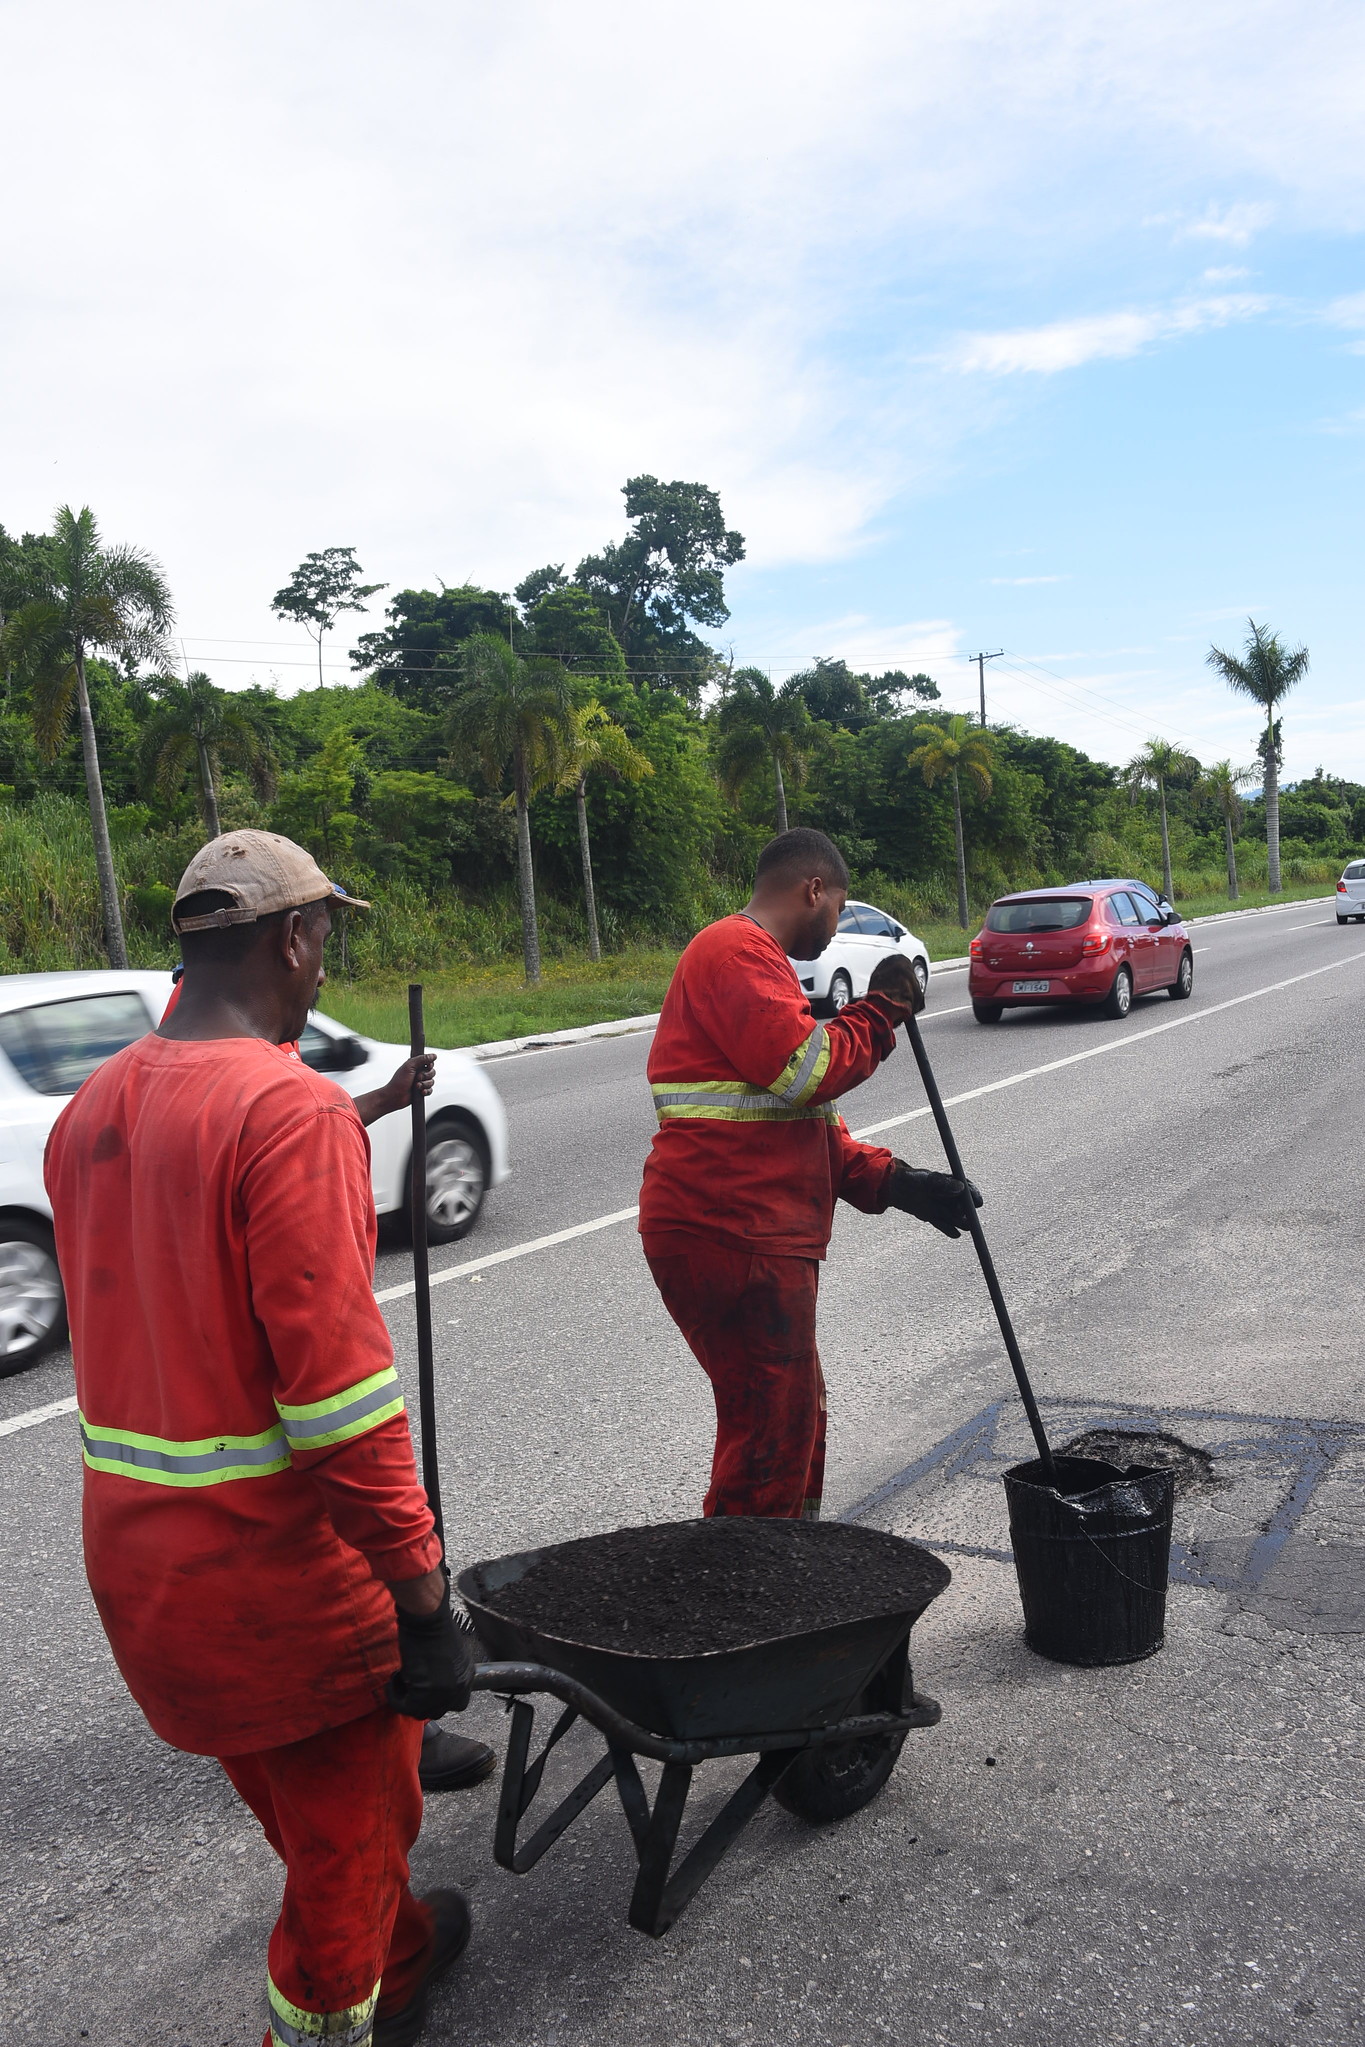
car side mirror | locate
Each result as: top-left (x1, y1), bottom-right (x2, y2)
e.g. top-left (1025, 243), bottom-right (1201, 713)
top-left (1162, 908), bottom-right (1179, 925)
top-left (338, 1035), bottom-right (368, 1068)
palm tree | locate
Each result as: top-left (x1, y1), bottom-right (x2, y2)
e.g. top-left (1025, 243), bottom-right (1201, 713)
top-left (714, 668), bottom-right (814, 833)
top-left (140, 672), bottom-right (276, 840)
top-left (1206, 620), bottom-right (1308, 893)
top-left (1125, 739), bottom-right (1199, 906)
top-left (1197, 759), bottom-right (1256, 900)
top-left (907, 715), bottom-right (996, 928)
top-left (446, 633), bottom-right (574, 984)
top-left (0, 506), bottom-right (172, 966)
top-left (531, 699), bottom-right (653, 961)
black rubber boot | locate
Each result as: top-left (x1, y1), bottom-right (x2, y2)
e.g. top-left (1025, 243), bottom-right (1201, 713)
top-left (373, 1890), bottom-right (471, 2047)
top-left (418, 1723), bottom-right (496, 1793)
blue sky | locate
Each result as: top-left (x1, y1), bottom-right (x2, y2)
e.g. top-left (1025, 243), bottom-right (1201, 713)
top-left (4, 1), bottom-right (1363, 778)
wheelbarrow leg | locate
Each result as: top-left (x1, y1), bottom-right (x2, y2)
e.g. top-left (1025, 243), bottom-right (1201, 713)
top-left (628, 1749), bottom-right (800, 1938)
top-left (494, 1698), bottom-right (615, 1875)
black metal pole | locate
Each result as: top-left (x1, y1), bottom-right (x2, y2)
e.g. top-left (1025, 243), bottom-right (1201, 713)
top-left (904, 1013), bottom-right (1057, 1480)
top-left (408, 984), bottom-right (444, 1543)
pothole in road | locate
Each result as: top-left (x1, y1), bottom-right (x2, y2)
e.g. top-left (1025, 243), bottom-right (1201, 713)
top-left (1060, 1427), bottom-right (1219, 1495)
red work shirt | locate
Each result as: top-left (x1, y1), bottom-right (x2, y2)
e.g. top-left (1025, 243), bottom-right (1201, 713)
top-left (639, 914), bottom-right (901, 1259)
top-left (44, 1034), bottom-right (441, 1757)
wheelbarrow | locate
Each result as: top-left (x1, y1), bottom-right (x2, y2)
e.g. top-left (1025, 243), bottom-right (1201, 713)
top-left (456, 1518), bottom-right (950, 1937)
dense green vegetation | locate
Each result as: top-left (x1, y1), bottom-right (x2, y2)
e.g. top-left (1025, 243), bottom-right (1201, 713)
top-left (0, 489), bottom-right (1352, 998)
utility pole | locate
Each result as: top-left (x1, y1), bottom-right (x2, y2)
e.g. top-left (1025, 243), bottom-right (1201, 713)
top-left (968, 649), bottom-right (1003, 727)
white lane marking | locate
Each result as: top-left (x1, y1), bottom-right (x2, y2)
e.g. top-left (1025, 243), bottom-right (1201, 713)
top-left (375, 1205), bottom-right (641, 1305)
top-left (0, 1393), bottom-right (77, 1439)
top-left (9, 946), bottom-right (1364, 1431)
top-left (1287, 919), bottom-right (1333, 930)
top-left (923, 1003), bottom-right (971, 1020)
top-left (852, 948), bottom-right (1365, 1140)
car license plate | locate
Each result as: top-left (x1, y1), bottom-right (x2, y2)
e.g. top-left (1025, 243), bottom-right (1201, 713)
top-left (1012, 978), bottom-right (1050, 994)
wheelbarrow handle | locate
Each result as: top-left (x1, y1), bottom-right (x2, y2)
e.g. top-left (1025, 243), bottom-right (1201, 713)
top-left (903, 1013), bottom-right (1056, 1482)
top-left (408, 984), bottom-right (444, 1544)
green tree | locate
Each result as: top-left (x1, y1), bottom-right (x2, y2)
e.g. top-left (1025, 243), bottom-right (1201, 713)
top-left (523, 583), bottom-right (627, 677)
top-left (714, 669), bottom-right (815, 834)
top-left (140, 672), bottom-right (276, 840)
top-left (445, 634), bottom-right (573, 984)
top-left (271, 727), bottom-right (363, 871)
top-left (1206, 620), bottom-right (1309, 893)
top-left (353, 584), bottom-right (516, 710)
top-left (531, 699), bottom-right (653, 960)
top-left (1197, 759), bottom-right (1256, 899)
top-left (787, 657), bottom-right (940, 729)
top-left (272, 547), bottom-right (385, 687)
top-left (907, 716), bottom-right (997, 927)
top-left (1125, 739), bottom-right (1200, 905)
top-left (0, 505), bottom-right (172, 966)
top-left (575, 476), bottom-right (744, 699)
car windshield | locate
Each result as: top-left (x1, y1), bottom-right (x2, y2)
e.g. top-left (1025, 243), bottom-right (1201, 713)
top-left (985, 898), bottom-right (1092, 933)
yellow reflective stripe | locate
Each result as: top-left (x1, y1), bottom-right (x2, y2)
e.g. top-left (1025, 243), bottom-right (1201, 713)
top-left (276, 1366), bottom-right (404, 1451)
top-left (269, 1973), bottom-right (379, 2046)
top-left (650, 1084), bottom-right (840, 1125)
top-left (769, 1025), bottom-right (831, 1106)
top-left (79, 1412), bottom-right (290, 1488)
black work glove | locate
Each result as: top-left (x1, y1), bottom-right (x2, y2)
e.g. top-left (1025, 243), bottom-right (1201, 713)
top-left (866, 954), bottom-right (926, 1015)
top-left (886, 1161), bottom-right (983, 1239)
top-left (385, 1572), bottom-right (476, 1719)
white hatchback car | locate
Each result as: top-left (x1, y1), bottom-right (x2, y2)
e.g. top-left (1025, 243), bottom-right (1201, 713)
top-left (1335, 860), bottom-right (1365, 923)
top-left (0, 970), bottom-right (510, 1374)
top-left (789, 900), bottom-right (931, 1014)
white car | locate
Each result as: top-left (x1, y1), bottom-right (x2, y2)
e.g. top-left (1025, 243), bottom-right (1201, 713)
top-left (1336, 860), bottom-right (1365, 923)
top-left (789, 900), bottom-right (931, 1014)
top-left (0, 970), bottom-right (510, 1374)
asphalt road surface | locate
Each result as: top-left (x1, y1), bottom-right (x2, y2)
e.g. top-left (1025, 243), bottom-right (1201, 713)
top-left (3, 897), bottom-right (1363, 2047)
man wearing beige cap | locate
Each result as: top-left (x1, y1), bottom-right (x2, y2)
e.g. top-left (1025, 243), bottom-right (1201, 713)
top-left (46, 831), bottom-right (473, 2047)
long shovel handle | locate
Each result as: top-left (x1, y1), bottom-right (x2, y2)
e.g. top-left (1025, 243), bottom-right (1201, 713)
top-left (904, 1013), bottom-right (1056, 1481)
top-left (408, 984), bottom-right (444, 1544)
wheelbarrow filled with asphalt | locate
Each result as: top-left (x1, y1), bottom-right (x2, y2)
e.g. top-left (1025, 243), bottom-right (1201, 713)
top-left (457, 1516), bottom-right (950, 1936)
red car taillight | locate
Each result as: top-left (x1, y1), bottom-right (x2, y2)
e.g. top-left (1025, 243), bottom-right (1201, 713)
top-left (1338, 880), bottom-right (1348, 893)
top-left (1081, 932), bottom-right (1111, 956)
top-left (969, 936), bottom-right (983, 958)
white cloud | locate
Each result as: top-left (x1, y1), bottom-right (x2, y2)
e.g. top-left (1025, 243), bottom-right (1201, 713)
top-left (1202, 265), bottom-right (1252, 281)
top-left (950, 295), bottom-right (1271, 376)
top-left (1173, 201), bottom-right (1275, 246)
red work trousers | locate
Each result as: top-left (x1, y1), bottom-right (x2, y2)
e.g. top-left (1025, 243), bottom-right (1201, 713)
top-left (644, 1236), bottom-right (825, 1518)
top-left (219, 1704), bottom-right (433, 2047)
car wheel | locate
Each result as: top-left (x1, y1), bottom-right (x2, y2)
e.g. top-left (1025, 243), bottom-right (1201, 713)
top-left (0, 1220), bottom-right (68, 1377)
top-left (912, 957), bottom-right (929, 998)
top-left (1168, 949), bottom-right (1194, 1000)
top-left (1103, 967), bottom-right (1133, 1020)
top-left (828, 971), bottom-right (853, 1013)
top-left (1338, 915), bottom-right (1349, 925)
top-left (412, 1115), bottom-right (489, 1245)
top-left (972, 1000), bottom-right (1004, 1024)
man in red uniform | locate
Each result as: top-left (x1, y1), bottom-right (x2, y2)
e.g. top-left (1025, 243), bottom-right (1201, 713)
top-left (46, 830), bottom-right (474, 2047)
top-left (640, 827), bottom-right (980, 1520)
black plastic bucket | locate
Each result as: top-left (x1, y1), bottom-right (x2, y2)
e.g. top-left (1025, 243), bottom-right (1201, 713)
top-left (1002, 1454), bottom-right (1175, 1667)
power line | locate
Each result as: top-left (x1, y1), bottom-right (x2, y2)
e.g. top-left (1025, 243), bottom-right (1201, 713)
top-left (967, 649), bottom-right (1003, 727)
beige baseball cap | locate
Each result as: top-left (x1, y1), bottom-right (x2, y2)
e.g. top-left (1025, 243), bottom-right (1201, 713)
top-left (172, 830), bottom-right (370, 934)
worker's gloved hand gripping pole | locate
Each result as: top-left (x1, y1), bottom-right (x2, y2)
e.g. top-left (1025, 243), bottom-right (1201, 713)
top-left (386, 984), bottom-right (476, 1719)
top-left (902, 1013), bottom-right (1057, 1484)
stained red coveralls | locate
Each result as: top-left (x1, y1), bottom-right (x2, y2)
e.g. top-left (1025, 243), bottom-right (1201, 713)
top-left (639, 914), bottom-right (904, 1517)
top-left (45, 1035), bottom-right (444, 2047)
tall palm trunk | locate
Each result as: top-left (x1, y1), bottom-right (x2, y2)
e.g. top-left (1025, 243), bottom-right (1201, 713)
top-left (196, 736), bottom-right (221, 838)
top-left (1157, 778), bottom-right (1174, 904)
top-left (772, 749), bottom-right (789, 834)
top-left (1264, 717), bottom-right (1281, 892)
top-left (1224, 810), bottom-right (1239, 900)
top-left (575, 776), bottom-right (602, 963)
top-left (513, 742), bottom-right (542, 985)
top-left (74, 646), bottom-right (128, 968)
top-left (951, 765), bottom-right (969, 928)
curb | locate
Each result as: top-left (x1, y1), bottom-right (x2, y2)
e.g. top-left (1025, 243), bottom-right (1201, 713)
top-left (463, 897), bottom-right (1332, 1060)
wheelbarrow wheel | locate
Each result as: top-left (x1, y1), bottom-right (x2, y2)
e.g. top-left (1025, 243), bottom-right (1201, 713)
top-left (772, 1728), bottom-right (906, 1824)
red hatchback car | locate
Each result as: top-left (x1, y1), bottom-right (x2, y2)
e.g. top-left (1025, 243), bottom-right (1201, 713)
top-left (968, 885), bottom-right (1193, 1023)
